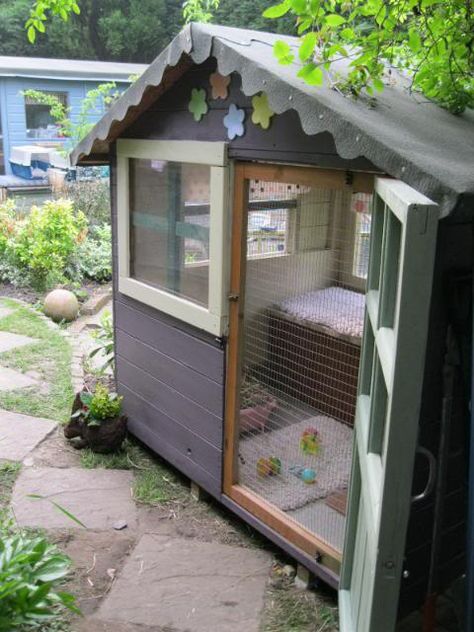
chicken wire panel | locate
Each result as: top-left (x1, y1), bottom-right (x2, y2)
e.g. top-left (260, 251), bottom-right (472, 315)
top-left (237, 179), bottom-right (373, 553)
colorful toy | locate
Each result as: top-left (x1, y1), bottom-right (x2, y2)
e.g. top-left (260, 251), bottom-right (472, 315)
top-left (300, 427), bottom-right (321, 456)
top-left (257, 456), bottom-right (281, 477)
top-left (289, 465), bottom-right (317, 485)
top-left (269, 456), bottom-right (281, 475)
top-left (300, 468), bottom-right (317, 484)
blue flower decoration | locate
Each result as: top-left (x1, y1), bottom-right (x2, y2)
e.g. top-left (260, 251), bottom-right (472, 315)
top-left (223, 104), bottom-right (245, 140)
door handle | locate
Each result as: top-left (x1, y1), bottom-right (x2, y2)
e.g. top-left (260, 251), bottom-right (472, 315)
top-left (412, 446), bottom-right (437, 504)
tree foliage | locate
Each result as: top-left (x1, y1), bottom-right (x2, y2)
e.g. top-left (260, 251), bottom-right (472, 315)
top-left (264, 0), bottom-right (473, 113)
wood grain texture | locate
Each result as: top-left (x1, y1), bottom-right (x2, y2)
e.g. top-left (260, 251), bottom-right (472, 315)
top-left (119, 384), bottom-right (222, 497)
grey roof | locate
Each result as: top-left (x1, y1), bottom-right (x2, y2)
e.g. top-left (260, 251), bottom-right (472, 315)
top-left (0, 56), bottom-right (147, 82)
top-left (71, 23), bottom-right (474, 217)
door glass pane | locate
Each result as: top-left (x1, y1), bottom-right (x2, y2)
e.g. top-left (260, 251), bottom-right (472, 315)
top-left (236, 178), bottom-right (372, 556)
top-left (129, 159), bottom-right (210, 307)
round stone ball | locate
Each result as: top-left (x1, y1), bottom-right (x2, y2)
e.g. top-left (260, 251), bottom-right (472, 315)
top-left (44, 289), bottom-right (79, 322)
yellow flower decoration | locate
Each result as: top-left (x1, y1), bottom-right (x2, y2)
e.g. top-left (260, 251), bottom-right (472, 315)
top-left (251, 93), bottom-right (274, 130)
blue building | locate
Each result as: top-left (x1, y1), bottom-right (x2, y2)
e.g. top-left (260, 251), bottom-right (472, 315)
top-left (0, 56), bottom-right (147, 174)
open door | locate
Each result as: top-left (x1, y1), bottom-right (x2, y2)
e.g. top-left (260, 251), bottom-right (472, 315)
top-left (339, 178), bottom-right (438, 631)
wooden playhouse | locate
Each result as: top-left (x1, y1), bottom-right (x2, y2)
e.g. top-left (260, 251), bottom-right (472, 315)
top-left (72, 24), bottom-right (474, 632)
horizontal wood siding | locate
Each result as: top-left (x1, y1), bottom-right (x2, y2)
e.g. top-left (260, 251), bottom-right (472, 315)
top-left (121, 385), bottom-right (221, 497)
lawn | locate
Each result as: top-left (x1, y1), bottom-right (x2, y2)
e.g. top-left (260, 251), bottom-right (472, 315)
top-left (0, 299), bottom-right (74, 422)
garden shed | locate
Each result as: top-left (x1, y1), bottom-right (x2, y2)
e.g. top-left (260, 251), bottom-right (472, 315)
top-left (71, 23), bottom-right (474, 632)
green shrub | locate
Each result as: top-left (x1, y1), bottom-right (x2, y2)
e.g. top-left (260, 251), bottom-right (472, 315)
top-left (63, 179), bottom-right (110, 227)
top-left (0, 523), bottom-right (78, 630)
top-left (89, 309), bottom-right (114, 372)
top-left (78, 223), bottom-right (112, 283)
top-left (0, 200), bottom-right (17, 257)
top-left (6, 199), bottom-right (87, 290)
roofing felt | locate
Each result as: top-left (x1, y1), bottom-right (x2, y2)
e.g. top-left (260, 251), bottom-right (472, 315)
top-left (71, 23), bottom-right (474, 217)
top-left (0, 56), bottom-right (147, 82)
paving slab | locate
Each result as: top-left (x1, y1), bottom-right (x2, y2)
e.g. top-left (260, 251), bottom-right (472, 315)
top-left (0, 331), bottom-right (37, 353)
top-left (97, 535), bottom-right (271, 632)
top-left (0, 366), bottom-right (39, 391)
top-left (0, 409), bottom-right (55, 461)
top-left (11, 467), bottom-right (137, 530)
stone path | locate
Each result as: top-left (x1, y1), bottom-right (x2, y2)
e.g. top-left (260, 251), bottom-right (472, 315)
top-left (1, 298), bottom-right (275, 632)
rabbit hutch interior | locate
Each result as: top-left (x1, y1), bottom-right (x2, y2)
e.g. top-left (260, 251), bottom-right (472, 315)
top-left (72, 24), bottom-right (474, 632)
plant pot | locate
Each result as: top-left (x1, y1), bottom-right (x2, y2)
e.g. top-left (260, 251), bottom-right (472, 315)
top-left (64, 391), bottom-right (127, 453)
top-left (83, 415), bottom-right (127, 454)
top-left (240, 398), bottom-right (277, 434)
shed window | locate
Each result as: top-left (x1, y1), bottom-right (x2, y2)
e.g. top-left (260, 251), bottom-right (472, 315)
top-left (25, 91), bottom-right (67, 139)
top-left (117, 140), bottom-right (228, 336)
top-left (351, 193), bottom-right (372, 279)
top-left (129, 159), bottom-right (211, 307)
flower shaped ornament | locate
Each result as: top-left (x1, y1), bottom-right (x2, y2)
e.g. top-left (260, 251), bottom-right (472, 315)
top-left (188, 88), bottom-right (208, 122)
top-left (223, 104), bottom-right (245, 140)
top-left (210, 72), bottom-right (230, 100)
top-left (251, 93), bottom-right (274, 130)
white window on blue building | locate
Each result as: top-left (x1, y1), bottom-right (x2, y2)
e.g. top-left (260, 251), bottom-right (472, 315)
top-left (25, 91), bottom-right (68, 140)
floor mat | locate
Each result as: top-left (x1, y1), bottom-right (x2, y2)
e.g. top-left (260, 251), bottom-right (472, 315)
top-left (239, 415), bottom-right (353, 512)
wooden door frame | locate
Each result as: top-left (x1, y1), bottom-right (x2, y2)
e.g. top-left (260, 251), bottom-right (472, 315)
top-left (223, 161), bottom-right (374, 570)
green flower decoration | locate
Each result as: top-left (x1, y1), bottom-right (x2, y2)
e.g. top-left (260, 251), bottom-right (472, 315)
top-left (251, 93), bottom-right (274, 130)
top-left (188, 88), bottom-right (208, 122)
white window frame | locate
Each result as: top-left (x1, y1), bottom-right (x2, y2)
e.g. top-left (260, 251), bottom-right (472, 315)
top-left (117, 139), bottom-right (229, 336)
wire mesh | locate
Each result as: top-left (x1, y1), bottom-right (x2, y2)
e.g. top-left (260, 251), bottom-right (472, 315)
top-left (237, 178), bottom-right (373, 554)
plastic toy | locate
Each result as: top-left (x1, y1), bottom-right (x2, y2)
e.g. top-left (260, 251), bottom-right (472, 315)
top-left (289, 465), bottom-right (317, 484)
top-left (257, 456), bottom-right (281, 477)
top-left (300, 427), bottom-right (321, 455)
top-left (269, 456), bottom-right (281, 475)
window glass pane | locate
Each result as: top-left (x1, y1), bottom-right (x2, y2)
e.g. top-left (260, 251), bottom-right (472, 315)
top-left (129, 159), bottom-right (210, 307)
top-left (25, 91), bottom-right (68, 139)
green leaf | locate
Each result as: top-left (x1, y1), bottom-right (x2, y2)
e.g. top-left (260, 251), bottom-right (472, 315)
top-left (325, 14), bottom-right (345, 27)
top-left (299, 32), bottom-right (317, 62)
top-left (263, 1), bottom-right (290, 18)
top-left (289, 0), bottom-right (306, 13)
top-left (408, 29), bottom-right (422, 53)
top-left (372, 77), bottom-right (385, 92)
top-left (27, 26), bottom-right (36, 43)
top-left (297, 63), bottom-right (324, 86)
top-left (273, 40), bottom-right (295, 65)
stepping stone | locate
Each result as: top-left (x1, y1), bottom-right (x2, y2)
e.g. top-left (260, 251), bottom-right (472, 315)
top-left (97, 535), bottom-right (271, 632)
top-left (0, 331), bottom-right (37, 353)
top-left (0, 366), bottom-right (39, 391)
top-left (11, 467), bottom-right (137, 530)
top-left (0, 409), bottom-right (55, 461)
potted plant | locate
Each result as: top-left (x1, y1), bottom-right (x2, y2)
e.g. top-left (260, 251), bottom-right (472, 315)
top-left (239, 374), bottom-right (277, 434)
top-left (64, 383), bottom-right (127, 453)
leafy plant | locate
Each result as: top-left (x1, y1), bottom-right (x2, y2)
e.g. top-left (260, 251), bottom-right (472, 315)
top-left (0, 526), bottom-right (78, 630)
top-left (89, 309), bottom-right (114, 372)
top-left (0, 200), bottom-right (17, 257)
top-left (74, 383), bottom-right (122, 427)
top-left (78, 223), bottom-right (112, 283)
top-left (264, 0), bottom-right (474, 113)
top-left (183, 0), bottom-right (219, 23)
top-left (6, 199), bottom-right (87, 290)
top-left (62, 179), bottom-right (111, 227)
